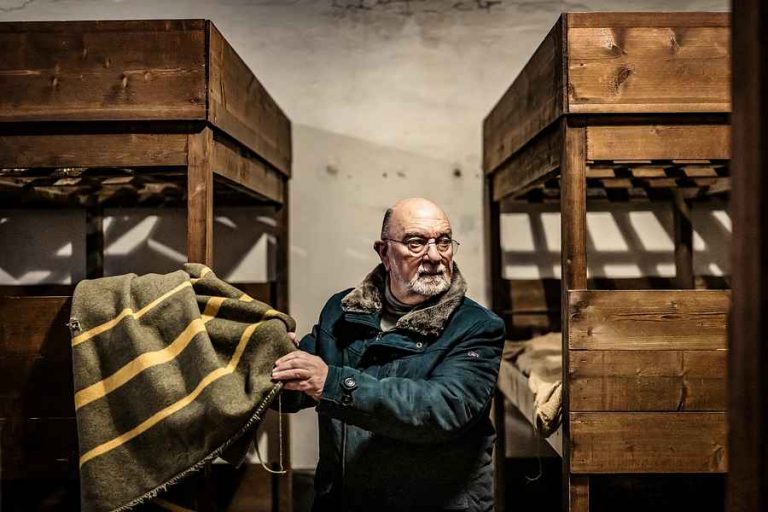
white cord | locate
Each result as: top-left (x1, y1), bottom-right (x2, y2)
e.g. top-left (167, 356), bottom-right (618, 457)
top-left (255, 394), bottom-right (287, 475)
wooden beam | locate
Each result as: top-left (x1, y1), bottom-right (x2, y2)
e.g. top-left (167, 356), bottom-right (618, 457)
top-left (187, 127), bottom-right (214, 266)
top-left (568, 290), bottom-right (729, 351)
top-left (570, 412), bottom-right (727, 473)
top-left (586, 125), bottom-right (731, 162)
top-left (208, 23), bottom-right (291, 177)
top-left (211, 135), bottom-right (284, 205)
top-left (492, 121), bottom-right (563, 201)
top-left (0, 133), bottom-right (188, 169)
top-left (483, 16), bottom-right (564, 173)
top-left (729, 1), bottom-right (768, 511)
top-left (561, 119), bottom-right (587, 512)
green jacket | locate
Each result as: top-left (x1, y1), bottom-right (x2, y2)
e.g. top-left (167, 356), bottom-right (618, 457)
top-left (283, 263), bottom-right (505, 512)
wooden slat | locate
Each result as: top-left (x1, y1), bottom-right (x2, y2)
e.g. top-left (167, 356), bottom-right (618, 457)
top-left (566, 14), bottom-right (731, 113)
top-left (211, 135), bottom-right (284, 204)
top-left (586, 125), bottom-right (731, 161)
top-left (0, 133), bottom-right (188, 168)
top-left (569, 350), bottom-right (726, 411)
top-left (231, 282), bottom-right (272, 304)
top-left (568, 290), bottom-right (729, 350)
top-left (483, 17), bottom-right (564, 173)
top-left (567, 12), bottom-right (730, 28)
top-left (208, 23), bottom-right (291, 177)
top-left (570, 412), bottom-right (727, 473)
top-left (0, 296), bottom-right (71, 355)
top-left (496, 360), bottom-right (563, 456)
top-left (0, 20), bottom-right (206, 122)
top-left (492, 121), bottom-right (562, 201)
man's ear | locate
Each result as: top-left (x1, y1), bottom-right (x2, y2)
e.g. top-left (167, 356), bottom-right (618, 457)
top-left (374, 241), bottom-right (390, 271)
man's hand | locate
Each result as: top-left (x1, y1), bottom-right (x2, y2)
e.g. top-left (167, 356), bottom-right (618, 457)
top-left (272, 351), bottom-right (328, 401)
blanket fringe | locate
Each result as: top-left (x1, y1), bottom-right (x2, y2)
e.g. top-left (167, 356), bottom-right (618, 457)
top-left (109, 382), bottom-right (284, 512)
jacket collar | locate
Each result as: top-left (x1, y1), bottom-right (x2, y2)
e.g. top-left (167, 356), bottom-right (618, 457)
top-left (341, 262), bottom-right (467, 337)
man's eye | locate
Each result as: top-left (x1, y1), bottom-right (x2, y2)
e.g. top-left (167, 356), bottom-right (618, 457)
top-left (436, 238), bottom-right (452, 248)
top-left (406, 239), bottom-right (427, 249)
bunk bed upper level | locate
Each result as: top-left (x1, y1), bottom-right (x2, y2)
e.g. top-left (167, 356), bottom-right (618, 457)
top-left (0, 19), bottom-right (291, 208)
top-left (483, 12), bottom-right (731, 204)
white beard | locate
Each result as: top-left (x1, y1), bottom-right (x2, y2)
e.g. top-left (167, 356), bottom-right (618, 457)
top-left (407, 263), bottom-right (451, 297)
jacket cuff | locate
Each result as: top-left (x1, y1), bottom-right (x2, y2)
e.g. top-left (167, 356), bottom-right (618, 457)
top-left (318, 365), bottom-right (360, 411)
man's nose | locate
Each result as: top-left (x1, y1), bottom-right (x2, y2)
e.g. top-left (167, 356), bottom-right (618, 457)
top-left (423, 242), bottom-right (442, 262)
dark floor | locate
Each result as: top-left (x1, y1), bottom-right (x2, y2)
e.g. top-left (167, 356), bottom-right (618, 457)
top-left (295, 463), bottom-right (726, 512)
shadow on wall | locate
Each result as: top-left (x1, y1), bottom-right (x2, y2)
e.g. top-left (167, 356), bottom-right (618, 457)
top-left (0, 208), bottom-right (275, 285)
top-left (500, 203), bottom-right (731, 280)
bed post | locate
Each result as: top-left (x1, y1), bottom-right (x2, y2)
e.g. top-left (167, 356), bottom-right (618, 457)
top-left (560, 117), bottom-right (588, 512)
top-left (271, 179), bottom-right (293, 512)
top-left (673, 190), bottom-right (694, 289)
top-left (484, 168), bottom-right (505, 511)
top-left (187, 126), bottom-right (215, 266)
top-left (729, 0), bottom-right (768, 510)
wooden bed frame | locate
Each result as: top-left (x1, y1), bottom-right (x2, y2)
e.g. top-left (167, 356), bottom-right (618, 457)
top-left (0, 20), bottom-right (292, 512)
top-left (483, 12), bottom-right (731, 512)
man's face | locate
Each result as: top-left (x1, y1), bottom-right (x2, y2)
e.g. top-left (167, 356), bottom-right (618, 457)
top-left (379, 203), bottom-right (455, 304)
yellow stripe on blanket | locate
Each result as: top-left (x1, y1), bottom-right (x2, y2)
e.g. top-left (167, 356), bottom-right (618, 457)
top-left (74, 297), bottom-right (226, 410)
top-left (71, 281), bottom-right (193, 347)
top-left (79, 310), bottom-right (278, 467)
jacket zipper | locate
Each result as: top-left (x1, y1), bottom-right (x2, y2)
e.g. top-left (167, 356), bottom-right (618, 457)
top-left (340, 328), bottom-right (382, 510)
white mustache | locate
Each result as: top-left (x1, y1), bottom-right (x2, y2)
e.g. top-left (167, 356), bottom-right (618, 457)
top-left (417, 264), bottom-right (447, 276)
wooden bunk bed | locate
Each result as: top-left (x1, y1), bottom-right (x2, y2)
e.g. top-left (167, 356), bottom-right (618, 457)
top-left (483, 12), bottom-right (731, 512)
top-left (0, 20), bottom-right (293, 511)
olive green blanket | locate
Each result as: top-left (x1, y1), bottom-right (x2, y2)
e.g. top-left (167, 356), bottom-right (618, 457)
top-left (68, 263), bottom-right (296, 512)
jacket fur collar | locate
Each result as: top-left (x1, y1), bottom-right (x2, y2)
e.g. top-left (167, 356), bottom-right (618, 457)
top-left (341, 262), bottom-right (467, 337)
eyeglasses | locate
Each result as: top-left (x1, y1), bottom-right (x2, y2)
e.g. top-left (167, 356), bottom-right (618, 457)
top-left (382, 236), bottom-right (460, 256)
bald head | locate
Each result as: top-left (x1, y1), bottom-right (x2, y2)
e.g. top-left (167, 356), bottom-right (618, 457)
top-left (381, 198), bottom-right (451, 240)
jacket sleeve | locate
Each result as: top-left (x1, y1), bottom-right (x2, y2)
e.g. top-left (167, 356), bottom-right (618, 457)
top-left (315, 315), bottom-right (505, 443)
top-left (271, 327), bottom-right (319, 413)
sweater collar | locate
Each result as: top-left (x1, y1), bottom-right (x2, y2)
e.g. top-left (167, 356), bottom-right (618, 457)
top-left (341, 262), bottom-right (467, 337)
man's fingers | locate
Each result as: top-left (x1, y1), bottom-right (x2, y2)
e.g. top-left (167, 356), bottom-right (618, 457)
top-left (287, 332), bottom-right (298, 346)
top-left (274, 350), bottom-right (308, 366)
top-left (282, 380), bottom-right (310, 392)
top-left (271, 368), bottom-right (312, 381)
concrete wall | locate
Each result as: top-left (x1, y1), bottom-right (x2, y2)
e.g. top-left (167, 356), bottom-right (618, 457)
top-left (0, 0), bottom-right (729, 469)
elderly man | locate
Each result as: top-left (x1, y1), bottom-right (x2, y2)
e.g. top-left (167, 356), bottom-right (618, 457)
top-left (272, 198), bottom-right (505, 512)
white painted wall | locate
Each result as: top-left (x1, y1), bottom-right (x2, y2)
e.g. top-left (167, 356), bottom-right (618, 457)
top-left (0, 0), bottom-right (729, 469)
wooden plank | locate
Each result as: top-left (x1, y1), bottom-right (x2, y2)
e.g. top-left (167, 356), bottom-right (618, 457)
top-left (187, 127), bottom-right (214, 266)
top-left (492, 121), bottom-right (562, 201)
top-left (566, 14), bottom-right (731, 113)
top-left (0, 20), bottom-right (206, 122)
top-left (586, 125), bottom-right (731, 161)
top-left (568, 290), bottom-right (729, 350)
top-left (567, 12), bottom-right (730, 28)
top-left (569, 350), bottom-right (727, 411)
top-left (483, 17), bottom-right (564, 173)
top-left (0, 133), bottom-right (188, 168)
top-left (211, 135), bottom-right (284, 204)
top-left (208, 23), bottom-right (291, 177)
top-left (729, 1), bottom-right (768, 510)
top-left (570, 412), bottom-right (727, 473)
